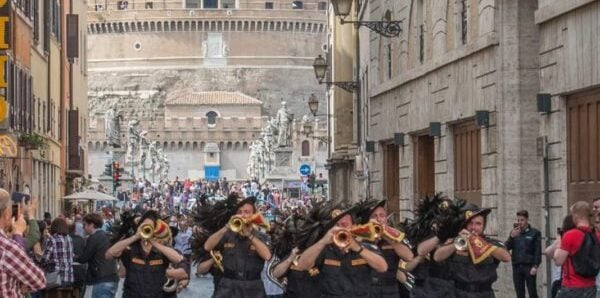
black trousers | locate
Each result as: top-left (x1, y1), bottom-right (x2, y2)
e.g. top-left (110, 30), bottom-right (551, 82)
top-left (512, 264), bottom-right (538, 298)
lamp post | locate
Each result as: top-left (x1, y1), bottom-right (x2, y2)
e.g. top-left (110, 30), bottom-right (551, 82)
top-left (308, 94), bottom-right (319, 117)
top-left (330, 0), bottom-right (402, 38)
top-left (312, 55), bottom-right (358, 93)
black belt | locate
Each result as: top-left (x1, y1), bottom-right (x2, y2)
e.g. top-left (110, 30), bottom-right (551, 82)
top-left (223, 269), bottom-right (261, 281)
top-left (454, 281), bottom-right (493, 293)
top-left (371, 277), bottom-right (397, 286)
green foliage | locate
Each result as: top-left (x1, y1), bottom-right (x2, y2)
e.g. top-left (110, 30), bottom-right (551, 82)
top-left (18, 132), bottom-right (48, 150)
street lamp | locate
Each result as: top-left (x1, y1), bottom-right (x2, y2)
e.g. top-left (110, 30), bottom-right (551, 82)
top-left (330, 0), bottom-right (403, 38)
top-left (308, 94), bottom-right (319, 117)
top-left (312, 55), bottom-right (358, 93)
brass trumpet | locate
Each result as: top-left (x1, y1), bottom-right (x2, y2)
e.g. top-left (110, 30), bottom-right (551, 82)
top-left (210, 250), bottom-right (224, 272)
top-left (228, 213), bottom-right (270, 233)
top-left (333, 230), bottom-right (352, 249)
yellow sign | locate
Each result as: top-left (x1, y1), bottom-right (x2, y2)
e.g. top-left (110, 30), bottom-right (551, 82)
top-left (0, 134), bottom-right (17, 157)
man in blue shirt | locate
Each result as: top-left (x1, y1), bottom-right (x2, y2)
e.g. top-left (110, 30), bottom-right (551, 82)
top-left (174, 218), bottom-right (193, 259)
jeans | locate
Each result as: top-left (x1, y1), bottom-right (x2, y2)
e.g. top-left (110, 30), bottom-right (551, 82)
top-left (512, 264), bottom-right (538, 298)
top-left (91, 281), bottom-right (118, 298)
top-left (556, 286), bottom-right (596, 298)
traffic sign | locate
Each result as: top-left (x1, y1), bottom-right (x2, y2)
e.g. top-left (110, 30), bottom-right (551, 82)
top-left (299, 164), bottom-right (311, 176)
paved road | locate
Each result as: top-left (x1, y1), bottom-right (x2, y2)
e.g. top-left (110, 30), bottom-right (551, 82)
top-left (114, 275), bottom-right (215, 297)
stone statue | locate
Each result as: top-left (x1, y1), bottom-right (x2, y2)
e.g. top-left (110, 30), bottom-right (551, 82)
top-left (149, 141), bottom-right (158, 170)
top-left (126, 119), bottom-right (141, 166)
top-left (275, 101), bottom-right (293, 147)
top-left (138, 131), bottom-right (150, 175)
top-left (105, 102), bottom-right (123, 147)
top-left (161, 154), bottom-right (170, 181)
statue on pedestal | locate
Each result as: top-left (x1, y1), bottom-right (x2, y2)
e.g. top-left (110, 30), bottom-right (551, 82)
top-left (105, 102), bottom-right (123, 148)
top-left (126, 119), bottom-right (141, 166)
top-left (138, 131), bottom-right (150, 176)
top-left (274, 101), bottom-right (293, 147)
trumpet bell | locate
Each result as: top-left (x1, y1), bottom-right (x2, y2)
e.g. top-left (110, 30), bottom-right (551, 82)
top-left (333, 230), bottom-right (351, 248)
top-left (454, 236), bottom-right (468, 251)
top-left (140, 223), bottom-right (154, 240)
top-left (229, 217), bottom-right (246, 233)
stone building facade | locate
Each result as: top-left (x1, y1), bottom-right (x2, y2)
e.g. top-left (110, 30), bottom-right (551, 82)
top-left (0, 0), bottom-right (88, 218)
top-left (86, 0), bottom-right (328, 182)
top-left (536, 0), bottom-right (600, 277)
top-left (358, 0), bottom-right (541, 296)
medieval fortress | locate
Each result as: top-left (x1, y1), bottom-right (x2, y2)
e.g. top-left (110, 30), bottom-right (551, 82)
top-left (86, 0), bottom-right (328, 181)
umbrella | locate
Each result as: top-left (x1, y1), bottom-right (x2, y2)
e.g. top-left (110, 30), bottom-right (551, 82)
top-left (63, 189), bottom-right (117, 201)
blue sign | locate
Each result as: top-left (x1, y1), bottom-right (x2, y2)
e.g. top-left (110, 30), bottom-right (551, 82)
top-left (204, 166), bottom-right (220, 181)
top-left (299, 164), bottom-right (311, 176)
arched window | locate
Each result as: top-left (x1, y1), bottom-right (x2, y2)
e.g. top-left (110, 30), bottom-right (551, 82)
top-left (206, 111), bottom-right (218, 126)
top-left (301, 140), bottom-right (310, 156)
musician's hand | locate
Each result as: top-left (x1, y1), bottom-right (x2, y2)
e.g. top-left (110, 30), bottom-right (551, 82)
top-left (241, 224), bottom-right (253, 238)
top-left (322, 226), bottom-right (341, 245)
top-left (291, 247), bottom-right (300, 256)
top-left (177, 279), bottom-right (189, 293)
top-left (459, 229), bottom-right (470, 238)
top-left (348, 237), bottom-right (361, 253)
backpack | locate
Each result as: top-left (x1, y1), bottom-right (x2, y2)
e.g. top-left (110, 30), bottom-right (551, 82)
top-left (571, 229), bottom-right (600, 278)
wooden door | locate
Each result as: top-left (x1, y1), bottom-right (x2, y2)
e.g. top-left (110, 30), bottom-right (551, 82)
top-left (453, 121), bottom-right (482, 206)
top-left (414, 135), bottom-right (435, 206)
top-left (568, 89), bottom-right (600, 206)
top-left (383, 143), bottom-right (400, 222)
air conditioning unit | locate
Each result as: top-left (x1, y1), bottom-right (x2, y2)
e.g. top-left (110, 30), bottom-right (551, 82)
top-left (321, 43), bottom-right (328, 53)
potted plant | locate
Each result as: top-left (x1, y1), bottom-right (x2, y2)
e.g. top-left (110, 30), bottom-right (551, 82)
top-left (18, 132), bottom-right (48, 150)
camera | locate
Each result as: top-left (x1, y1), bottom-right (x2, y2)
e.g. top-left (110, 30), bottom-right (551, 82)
top-left (11, 204), bottom-right (19, 220)
top-left (557, 227), bottom-right (563, 237)
top-left (513, 223), bottom-right (519, 229)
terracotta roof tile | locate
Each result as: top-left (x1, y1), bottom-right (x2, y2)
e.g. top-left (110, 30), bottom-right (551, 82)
top-left (166, 91), bottom-right (262, 105)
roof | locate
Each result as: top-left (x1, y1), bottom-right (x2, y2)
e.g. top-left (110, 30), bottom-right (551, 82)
top-left (166, 91), bottom-right (262, 106)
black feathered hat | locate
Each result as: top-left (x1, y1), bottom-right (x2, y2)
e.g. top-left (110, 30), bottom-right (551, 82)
top-left (461, 203), bottom-right (491, 228)
top-left (236, 196), bottom-right (257, 211)
top-left (356, 199), bottom-right (386, 225)
top-left (296, 200), bottom-right (357, 250)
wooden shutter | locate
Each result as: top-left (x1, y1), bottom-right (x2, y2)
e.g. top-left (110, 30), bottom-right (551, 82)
top-left (414, 135), bottom-right (435, 206)
top-left (383, 143), bottom-right (400, 221)
top-left (567, 89), bottom-right (600, 206)
top-left (453, 121), bottom-right (481, 206)
top-left (68, 110), bottom-right (81, 170)
top-left (66, 14), bottom-right (79, 60)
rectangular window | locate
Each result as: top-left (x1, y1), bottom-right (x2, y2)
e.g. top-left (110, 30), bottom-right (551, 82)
top-left (203, 0), bottom-right (218, 8)
top-left (145, 2), bottom-right (153, 9)
top-left (387, 43), bottom-right (392, 80)
top-left (222, 0), bottom-right (235, 8)
top-left (43, 0), bottom-right (49, 51)
top-left (318, 1), bottom-right (327, 10)
top-left (292, 1), bottom-right (303, 9)
top-left (453, 121), bottom-right (481, 206)
top-left (461, 0), bottom-right (468, 44)
top-left (33, 0), bottom-right (39, 44)
top-left (265, 2), bottom-right (274, 9)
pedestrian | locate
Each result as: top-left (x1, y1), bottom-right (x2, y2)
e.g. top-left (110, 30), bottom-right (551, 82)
top-left (506, 210), bottom-right (542, 298)
top-left (203, 196), bottom-right (272, 298)
top-left (77, 213), bottom-right (119, 298)
top-left (42, 217), bottom-right (75, 295)
top-left (434, 203), bottom-right (511, 298)
top-left (0, 188), bottom-right (46, 296)
top-left (105, 210), bottom-right (188, 297)
top-left (592, 197), bottom-right (600, 298)
top-left (296, 202), bottom-right (388, 297)
top-left (554, 201), bottom-right (599, 298)
top-left (174, 218), bottom-right (192, 259)
top-left (544, 215), bottom-right (576, 298)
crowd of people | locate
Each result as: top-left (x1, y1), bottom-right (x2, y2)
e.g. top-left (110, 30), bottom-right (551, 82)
top-left (1, 175), bottom-right (600, 298)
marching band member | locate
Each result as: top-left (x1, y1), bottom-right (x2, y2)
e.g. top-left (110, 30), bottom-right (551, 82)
top-left (434, 204), bottom-right (511, 298)
top-left (105, 210), bottom-right (188, 298)
top-left (204, 196), bottom-right (272, 298)
top-left (355, 199), bottom-right (414, 298)
top-left (296, 202), bottom-right (387, 297)
top-left (269, 212), bottom-right (320, 298)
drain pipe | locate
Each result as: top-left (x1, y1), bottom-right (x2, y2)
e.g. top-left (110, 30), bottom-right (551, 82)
top-left (542, 136), bottom-right (552, 298)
